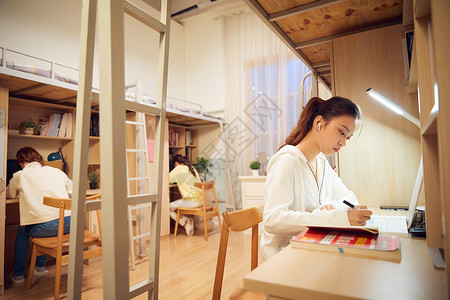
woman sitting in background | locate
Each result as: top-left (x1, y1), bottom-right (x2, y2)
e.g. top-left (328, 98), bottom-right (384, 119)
top-left (7, 147), bottom-right (73, 283)
top-left (169, 154), bottom-right (201, 236)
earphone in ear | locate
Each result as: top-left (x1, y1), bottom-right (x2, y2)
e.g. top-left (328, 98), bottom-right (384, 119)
top-left (318, 123), bottom-right (321, 132)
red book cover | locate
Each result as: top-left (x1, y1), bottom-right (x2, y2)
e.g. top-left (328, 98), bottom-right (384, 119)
top-left (291, 227), bottom-right (401, 262)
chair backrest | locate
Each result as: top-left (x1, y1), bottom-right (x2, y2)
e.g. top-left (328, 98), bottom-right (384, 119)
top-left (212, 204), bottom-right (264, 300)
top-left (43, 193), bottom-right (102, 240)
top-left (194, 181), bottom-right (214, 190)
top-left (194, 181), bottom-right (218, 208)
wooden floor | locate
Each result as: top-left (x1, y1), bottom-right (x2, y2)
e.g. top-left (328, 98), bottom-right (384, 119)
top-left (1, 225), bottom-right (258, 300)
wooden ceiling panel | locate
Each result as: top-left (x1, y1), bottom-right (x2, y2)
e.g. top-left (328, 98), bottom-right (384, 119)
top-left (277, 0), bottom-right (402, 44)
top-left (301, 42), bottom-right (331, 63)
top-left (258, 0), bottom-right (317, 14)
top-left (321, 74), bottom-right (332, 86)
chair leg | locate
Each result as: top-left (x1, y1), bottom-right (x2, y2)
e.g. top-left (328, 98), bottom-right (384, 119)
top-left (54, 252), bottom-right (62, 299)
top-left (26, 244), bottom-right (38, 290)
top-left (203, 213), bottom-right (208, 241)
top-left (216, 211), bottom-right (222, 233)
top-left (174, 210), bottom-right (181, 237)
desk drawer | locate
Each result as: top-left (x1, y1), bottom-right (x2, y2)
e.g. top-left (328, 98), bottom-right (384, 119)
top-left (243, 181), bottom-right (265, 198)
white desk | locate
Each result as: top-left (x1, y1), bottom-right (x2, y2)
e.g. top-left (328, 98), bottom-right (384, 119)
top-left (244, 231), bottom-right (446, 299)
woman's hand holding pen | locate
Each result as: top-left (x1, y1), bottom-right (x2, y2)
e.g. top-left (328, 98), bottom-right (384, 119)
top-left (347, 207), bottom-right (372, 226)
top-left (343, 200), bottom-right (372, 226)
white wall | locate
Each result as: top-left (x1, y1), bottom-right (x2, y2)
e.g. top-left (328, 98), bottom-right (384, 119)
top-left (182, 6), bottom-right (229, 113)
top-left (0, 0), bottom-right (185, 98)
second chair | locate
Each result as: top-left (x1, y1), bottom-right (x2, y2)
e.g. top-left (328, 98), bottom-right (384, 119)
top-left (26, 194), bottom-right (103, 299)
top-left (174, 181), bottom-right (222, 241)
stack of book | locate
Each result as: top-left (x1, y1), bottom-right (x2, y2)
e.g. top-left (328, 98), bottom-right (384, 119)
top-left (38, 113), bottom-right (73, 138)
top-left (168, 128), bottom-right (179, 146)
top-left (290, 225), bottom-right (401, 262)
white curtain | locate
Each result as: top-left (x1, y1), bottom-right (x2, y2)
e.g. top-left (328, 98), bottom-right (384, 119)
top-left (221, 7), bottom-right (312, 209)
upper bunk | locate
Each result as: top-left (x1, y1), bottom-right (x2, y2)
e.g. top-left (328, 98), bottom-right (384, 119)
top-left (0, 46), bottom-right (224, 127)
top-left (243, 0), bottom-right (406, 89)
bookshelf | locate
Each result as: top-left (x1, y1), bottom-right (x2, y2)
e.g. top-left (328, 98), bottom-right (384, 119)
top-left (168, 124), bottom-right (198, 162)
top-left (412, 1), bottom-right (450, 294)
top-left (7, 98), bottom-right (75, 176)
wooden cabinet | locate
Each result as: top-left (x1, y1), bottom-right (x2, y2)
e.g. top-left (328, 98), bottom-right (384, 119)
top-left (240, 176), bottom-right (266, 210)
top-left (168, 124), bottom-right (198, 162)
top-left (411, 1), bottom-right (450, 295)
top-left (240, 176), bottom-right (266, 233)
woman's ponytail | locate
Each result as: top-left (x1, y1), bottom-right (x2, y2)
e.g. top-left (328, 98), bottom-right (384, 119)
top-left (183, 156), bottom-right (197, 177)
top-left (280, 97), bottom-right (324, 149)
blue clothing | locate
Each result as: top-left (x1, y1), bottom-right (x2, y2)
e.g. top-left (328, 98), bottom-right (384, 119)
top-left (13, 216), bottom-right (70, 276)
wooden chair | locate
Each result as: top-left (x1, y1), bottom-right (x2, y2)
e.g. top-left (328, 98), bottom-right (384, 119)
top-left (212, 204), bottom-right (266, 300)
top-left (174, 181), bottom-right (222, 241)
top-left (26, 194), bottom-right (102, 299)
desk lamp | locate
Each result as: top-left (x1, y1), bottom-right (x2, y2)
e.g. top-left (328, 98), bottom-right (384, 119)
top-left (366, 88), bottom-right (423, 220)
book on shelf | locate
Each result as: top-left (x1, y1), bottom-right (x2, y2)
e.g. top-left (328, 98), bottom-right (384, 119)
top-left (168, 128), bottom-right (179, 146)
top-left (186, 129), bottom-right (193, 145)
top-left (66, 113), bottom-right (73, 138)
top-left (38, 114), bottom-right (53, 136)
top-left (90, 114), bottom-right (99, 137)
top-left (57, 113), bottom-right (68, 138)
top-left (48, 113), bottom-right (62, 137)
top-left (290, 226), bottom-right (401, 262)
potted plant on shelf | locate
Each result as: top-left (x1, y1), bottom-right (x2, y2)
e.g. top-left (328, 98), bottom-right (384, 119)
top-left (249, 160), bottom-right (261, 176)
top-left (19, 117), bottom-right (38, 135)
top-left (193, 156), bottom-right (212, 182)
top-left (88, 168), bottom-right (100, 189)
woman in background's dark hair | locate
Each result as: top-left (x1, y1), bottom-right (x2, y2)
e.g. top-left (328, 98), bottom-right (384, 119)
top-left (16, 147), bottom-right (44, 167)
top-left (173, 154), bottom-right (197, 177)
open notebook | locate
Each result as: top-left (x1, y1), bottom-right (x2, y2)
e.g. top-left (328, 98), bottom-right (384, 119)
top-left (365, 215), bottom-right (409, 237)
top-left (365, 188), bottom-right (421, 237)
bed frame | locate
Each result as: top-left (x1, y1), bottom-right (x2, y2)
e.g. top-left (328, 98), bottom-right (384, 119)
top-left (0, 46), bottom-right (224, 126)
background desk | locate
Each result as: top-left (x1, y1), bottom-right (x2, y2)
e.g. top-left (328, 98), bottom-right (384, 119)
top-left (244, 236), bottom-right (445, 299)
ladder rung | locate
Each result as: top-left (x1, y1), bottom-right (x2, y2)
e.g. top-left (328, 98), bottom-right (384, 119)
top-left (125, 99), bottom-right (162, 116)
top-left (129, 203), bottom-right (152, 211)
top-left (126, 149), bottom-right (147, 153)
top-left (128, 176), bottom-right (150, 181)
top-left (124, 1), bottom-right (166, 33)
top-left (133, 232), bottom-right (151, 240)
top-left (85, 199), bottom-right (101, 212)
top-left (129, 279), bottom-right (155, 299)
top-left (125, 120), bottom-right (145, 126)
top-left (127, 194), bottom-right (158, 206)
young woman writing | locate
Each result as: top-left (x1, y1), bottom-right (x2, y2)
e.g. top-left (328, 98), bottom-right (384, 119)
top-left (7, 147), bottom-right (73, 283)
top-left (261, 96), bottom-right (372, 260)
top-left (168, 154), bottom-right (202, 236)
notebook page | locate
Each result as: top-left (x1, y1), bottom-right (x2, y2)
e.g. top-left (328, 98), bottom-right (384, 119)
top-left (365, 215), bottom-right (409, 237)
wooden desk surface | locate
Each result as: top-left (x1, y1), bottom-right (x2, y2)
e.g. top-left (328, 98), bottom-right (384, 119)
top-left (244, 237), bottom-right (446, 299)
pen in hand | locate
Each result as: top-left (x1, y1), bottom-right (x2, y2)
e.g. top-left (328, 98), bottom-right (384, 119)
top-left (343, 200), bottom-right (359, 210)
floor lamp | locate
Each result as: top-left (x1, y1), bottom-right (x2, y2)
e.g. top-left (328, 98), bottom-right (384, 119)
top-left (366, 88), bottom-right (423, 221)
